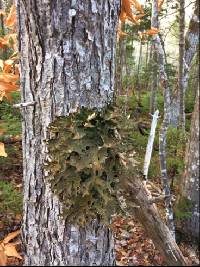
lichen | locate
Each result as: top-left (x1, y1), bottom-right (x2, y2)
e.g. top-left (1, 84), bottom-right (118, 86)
top-left (44, 107), bottom-right (128, 225)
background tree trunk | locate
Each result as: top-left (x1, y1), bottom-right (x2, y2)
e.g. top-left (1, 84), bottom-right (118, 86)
top-left (178, 0), bottom-right (185, 130)
top-left (171, 0), bottom-right (199, 127)
top-left (150, 47), bottom-right (158, 114)
top-left (151, 0), bottom-right (175, 237)
top-left (16, 0), bottom-right (120, 265)
top-left (177, 90), bottom-right (199, 239)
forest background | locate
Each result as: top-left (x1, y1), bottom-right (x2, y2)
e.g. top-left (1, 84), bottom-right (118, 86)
top-left (0, 0), bottom-right (199, 266)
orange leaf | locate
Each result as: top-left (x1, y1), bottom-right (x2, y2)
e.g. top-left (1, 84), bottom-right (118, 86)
top-left (140, 27), bottom-right (159, 37)
top-left (0, 73), bottom-right (19, 83)
top-left (0, 90), bottom-right (5, 101)
top-left (0, 10), bottom-right (5, 16)
top-left (158, 0), bottom-right (165, 11)
top-left (130, 0), bottom-right (144, 14)
top-left (0, 34), bottom-right (17, 49)
top-left (4, 243), bottom-right (22, 259)
top-left (3, 59), bottom-right (14, 73)
top-left (0, 245), bottom-right (7, 266)
top-left (3, 230), bottom-right (21, 244)
top-left (135, 13), bottom-right (145, 21)
top-left (5, 5), bottom-right (16, 28)
top-left (119, 31), bottom-right (129, 37)
top-left (121, 0), bottom-right (140, 25)
top-left (0, 230), bottom-right (22, 262)
top-left (119, 10), bottom-right (127, 23)
top-left (0, 81), bottom-right (19, 101)
top-left (0, 142), bottom-right (7, 157)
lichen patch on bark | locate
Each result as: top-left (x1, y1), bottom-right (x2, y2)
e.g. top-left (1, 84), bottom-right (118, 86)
top-left (44, 107), bottom-right (125, 225)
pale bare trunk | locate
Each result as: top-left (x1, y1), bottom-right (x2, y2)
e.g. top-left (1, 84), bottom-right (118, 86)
top-left (150, 48), bottom-right (158, 114)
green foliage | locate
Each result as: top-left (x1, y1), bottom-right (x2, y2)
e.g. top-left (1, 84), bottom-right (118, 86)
top-left (131, 131), bottom-right (148, 149)
top-left (166, 127), bottom-right (185, 177)
top-left (0, 92), bottom-right (21, 136)
top-left (166, 126), bottom-right (186, 150)
top-left (131, 91), bottom-right (164, 115)
top-left (185, 89), bottom-right (196, 114)
top-left (175, 196), bottom-right (193, 219)
top-left (0, 180), bottom-right (22, 216)
top-left (45, 107), bottom-right (132, 225)
top-left (165, 62), bottom-right (177, 89)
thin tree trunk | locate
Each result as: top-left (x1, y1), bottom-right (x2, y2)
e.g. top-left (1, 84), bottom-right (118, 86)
top-left (118, 23), bottom-right (126, 96)
top-left (0, 0), bottom-right (5, 35)
top-left (171, 0), bottom-right (199, 127)
top-left (150, 47), bottom-right (158, 114)
top-left (151, 0), bottom-right (175, 238)
top-left (178, 0), bottom-right (185, 130)
top-left (16, 0), bottom-right (120, 265)
top-left (136, 40), bottom-right (143, 92)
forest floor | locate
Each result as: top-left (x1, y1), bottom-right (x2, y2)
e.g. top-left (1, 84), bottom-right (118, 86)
top-left (0, 92), bottom-right (199, 266)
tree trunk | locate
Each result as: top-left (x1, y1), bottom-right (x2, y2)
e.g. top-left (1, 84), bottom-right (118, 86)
top-left (178, 0), bottom-right (185, 130)
top-left (176, 90), bottom-right (199, 239)
top-left (135, 40), bottom-right (143, 104)
top-left (151, 0), bottom-right (176, 238)
top-left (123, 178), bottom-right (187, 266)
top-left (150, 47), bottom-right (158, 114)
top-left (16, 0), bottom-right (120, 265)
top-left (171, 0), bottom-right (199, 127)
top-left (117, 23), bottom-right (126, 96)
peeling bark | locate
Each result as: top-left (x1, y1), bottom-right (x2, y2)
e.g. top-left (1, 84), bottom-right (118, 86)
top-left (16, 0), bottom-right (120, 265)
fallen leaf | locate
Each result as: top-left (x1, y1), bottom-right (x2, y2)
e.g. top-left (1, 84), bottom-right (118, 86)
top-left (4, 243), bottom-right (22, 260)
top-left (0, 142), bottom-right (7, 157)
top-left (0, 230), bottom-right (22, 263)
top-left (0, 245), bottom-right (7, 266)
top-left (3, 230), bottom-right (21, 244)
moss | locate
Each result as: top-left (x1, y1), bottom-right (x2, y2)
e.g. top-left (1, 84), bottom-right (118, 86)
top-left (0, 180), bottom-right (22, 216)
top-left (44, 107), bottom-right (131, 225)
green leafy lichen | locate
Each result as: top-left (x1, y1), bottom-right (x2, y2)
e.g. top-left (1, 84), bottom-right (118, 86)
top-left (44, 107), bottom-right (129, 225)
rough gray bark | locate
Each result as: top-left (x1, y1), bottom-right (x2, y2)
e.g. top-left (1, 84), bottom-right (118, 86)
top-left (16, 0), bottom-right (120, 265)
top-left (171, 0), bottom-right (199, 127)
top-left (178, 90), bottom-right (199, 238)
top-left (117, 23), bottom-right (126, 96)
top-left (151, 0), bottom-right (175, 238)
top-left (178, 0), bottom-right (185, 130)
